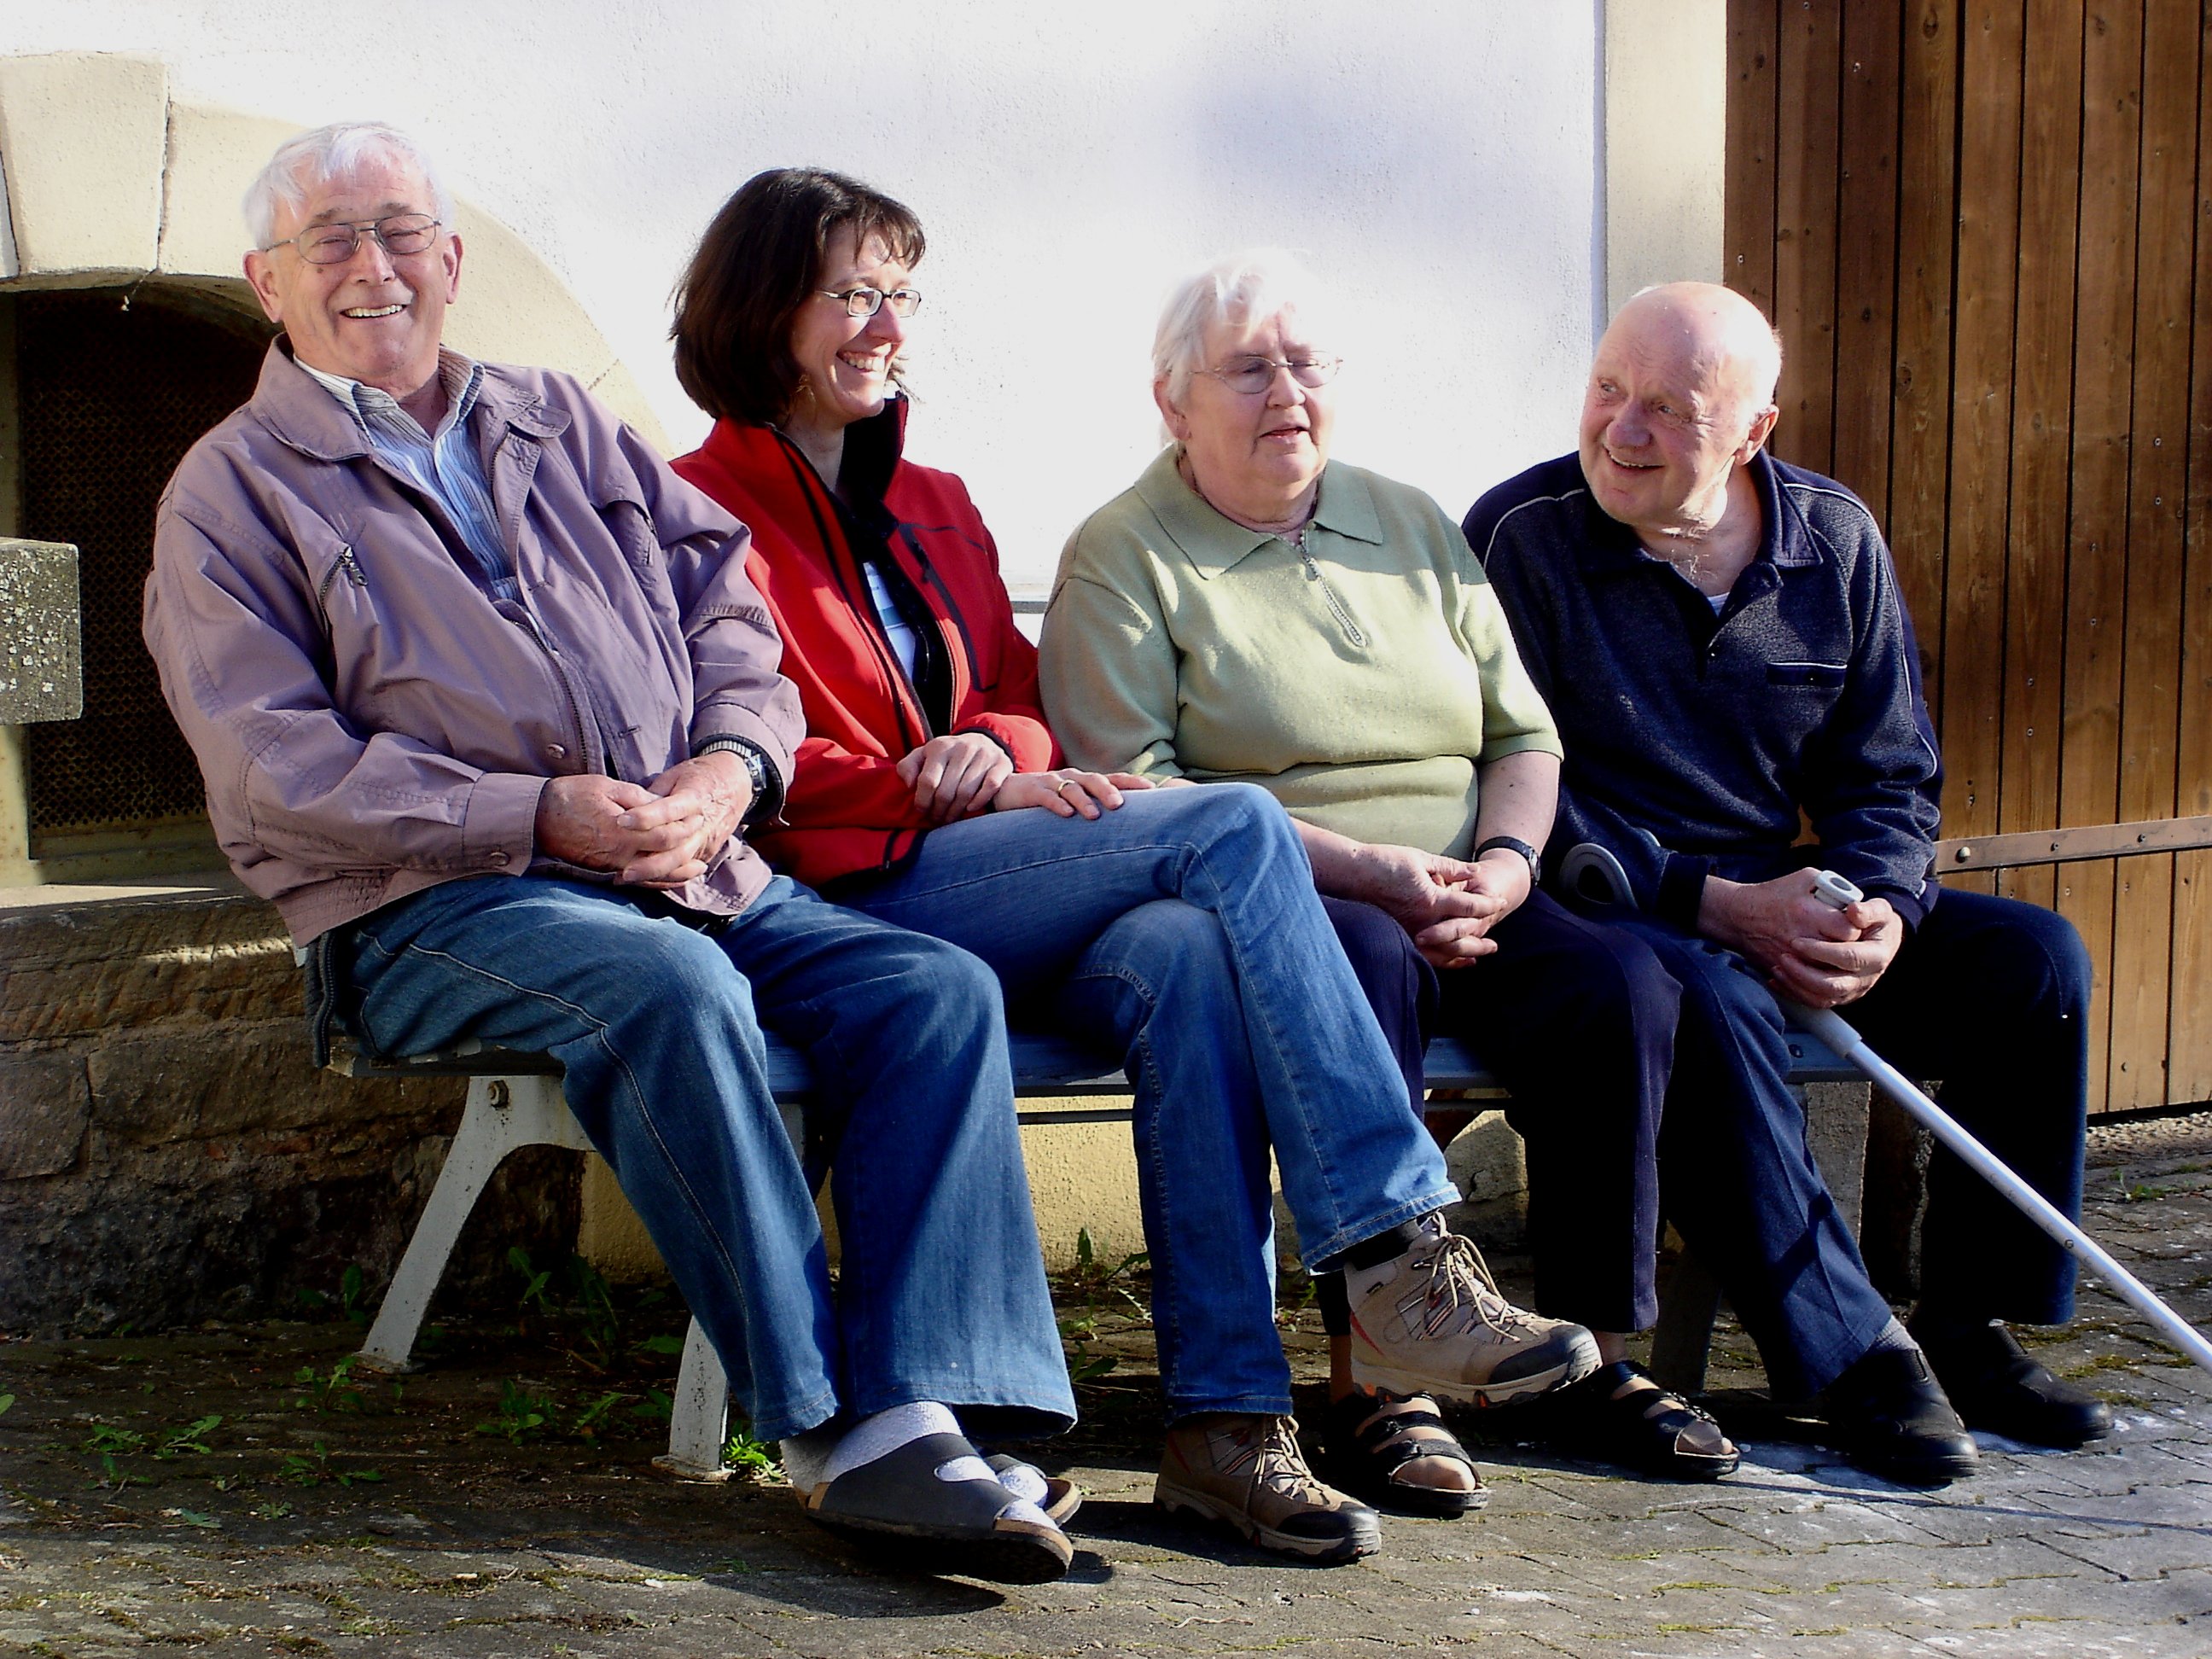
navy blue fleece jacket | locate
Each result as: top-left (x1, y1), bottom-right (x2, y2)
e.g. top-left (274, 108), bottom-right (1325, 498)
top-left (1464, 450), bottom-right (1941, 931)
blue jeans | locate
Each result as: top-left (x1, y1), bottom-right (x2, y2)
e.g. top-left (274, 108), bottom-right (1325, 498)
top-left (1608, 886), bottom-right (2091, 1399)
top-left (338, 873), bottom-right (1076, 1444)
top-left (835, 783), bottom-right (1458, 1419)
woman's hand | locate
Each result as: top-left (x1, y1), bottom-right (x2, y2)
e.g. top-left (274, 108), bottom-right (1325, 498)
top-left (1347, 841), bottom-right (1516, 968)
top-left (990, 769), bottom-right (1155, 819)
top-left (896, 732), bottom-right (1016, 823)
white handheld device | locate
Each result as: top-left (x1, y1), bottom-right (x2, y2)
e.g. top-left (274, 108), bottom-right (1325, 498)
top-left (1809, 869), bottom-right (1864, 911)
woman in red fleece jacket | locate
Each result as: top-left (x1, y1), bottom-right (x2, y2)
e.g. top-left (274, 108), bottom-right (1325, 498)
top-left (667, 170), bottom-right (1596, 1560)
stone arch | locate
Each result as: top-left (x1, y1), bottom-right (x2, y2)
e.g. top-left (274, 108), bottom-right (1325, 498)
top-left (0, 51), bottom-right (669, 881)
top-left (0, 50), bottom-right (668, 445)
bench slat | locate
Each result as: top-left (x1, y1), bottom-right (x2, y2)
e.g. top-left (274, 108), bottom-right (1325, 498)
top-left (336, 1027), bottom-right (1862, 1103)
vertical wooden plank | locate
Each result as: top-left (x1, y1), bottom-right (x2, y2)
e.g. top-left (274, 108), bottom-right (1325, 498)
top-left (1998, 0), bottom-right (2087, 917)
top-left (2108, 0), bottom-right (2197, 1108)
top-left (1726, 0), bottom-right (1782, 323)
top-left (1889, 1), bottom-right (1964, 714)
top-left (2063, 1), bottom-right (2148, 1115)
top-left (1941, 1), bottom-right (2026, 846)
top-left (2167, 9), bottom-right (2212, 1103)
top-left (1773, 0), bottom-right (1844, 473)
top-left (1832, 4), bottom-right (1905, 527)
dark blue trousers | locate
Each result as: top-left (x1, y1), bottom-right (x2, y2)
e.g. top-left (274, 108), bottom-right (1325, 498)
top-left (1607, 886), bottom-right (2091, 1399)
top-left (1322, 892), bottom-right (1679, 1336)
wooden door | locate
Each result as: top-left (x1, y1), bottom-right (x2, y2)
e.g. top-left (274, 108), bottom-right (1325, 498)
top-left (1726, 0), bottom-right (2212, 1110)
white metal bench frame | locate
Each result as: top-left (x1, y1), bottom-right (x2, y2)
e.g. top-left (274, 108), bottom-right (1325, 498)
top-left (337, 1027), bottom-right (1858, 1479)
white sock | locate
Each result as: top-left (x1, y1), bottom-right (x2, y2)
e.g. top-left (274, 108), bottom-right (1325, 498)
top-left (820, 1400), bottom-right (962, 1484)
top-left (789, 1403), bottom-right (1054, 1528)
top-left (778, 1423), bottom-right (842, 1492)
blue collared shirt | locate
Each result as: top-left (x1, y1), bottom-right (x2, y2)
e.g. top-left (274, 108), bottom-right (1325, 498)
top-left (298, 352), bottom-right (519, 602)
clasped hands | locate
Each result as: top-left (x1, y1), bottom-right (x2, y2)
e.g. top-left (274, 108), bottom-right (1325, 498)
top-left (1355, 841), bottom-right (1534, 969)
top-left (894, 731), bottom-right (1158, 823)
top-left (534, 750), bottom-right (754, 888)
top-left (1697, 867), bottom-right (1901, 1008)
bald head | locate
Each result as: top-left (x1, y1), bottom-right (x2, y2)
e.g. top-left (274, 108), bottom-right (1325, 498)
top-left (1609, 282), bottom-right (1783, 418)
top-left (1577, 282), bottom-right (1784, 544)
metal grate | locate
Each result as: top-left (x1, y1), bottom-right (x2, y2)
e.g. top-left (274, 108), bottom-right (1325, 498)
top-left (20, 289), bottom-right (270, 837)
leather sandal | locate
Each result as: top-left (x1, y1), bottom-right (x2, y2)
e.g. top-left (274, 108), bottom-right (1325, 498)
top-left (1320, 1388), bottom-right (1488, 1516)
top-left (800, 1432), bottom-right (1074, 1583)
top-left (1547, 1359), bottom-right (1739, 1480)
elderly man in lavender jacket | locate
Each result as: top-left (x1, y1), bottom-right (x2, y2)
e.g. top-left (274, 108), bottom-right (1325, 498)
top-left (142, 122), bottom-right (1075, 1583)
top-left (1465, 282), bottom-right (2106, 1487)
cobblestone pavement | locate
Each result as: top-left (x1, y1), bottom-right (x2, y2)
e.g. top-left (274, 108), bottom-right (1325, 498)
top-left (4, 1115), bottom-right (2209, 1658)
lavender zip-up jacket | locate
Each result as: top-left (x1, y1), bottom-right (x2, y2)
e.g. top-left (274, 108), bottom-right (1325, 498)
top-left (144, 342), bottom-right (802, 946)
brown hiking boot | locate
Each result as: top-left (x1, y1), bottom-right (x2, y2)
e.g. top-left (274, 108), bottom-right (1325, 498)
top-left (1155, 1413), bottom-right (1380, 1563)
top-left (1345, 1217), bottom-right (1599, 1406)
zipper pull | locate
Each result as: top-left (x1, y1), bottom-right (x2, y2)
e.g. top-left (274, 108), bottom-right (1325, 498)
top-left (337, 545), bottom-right (367, 588)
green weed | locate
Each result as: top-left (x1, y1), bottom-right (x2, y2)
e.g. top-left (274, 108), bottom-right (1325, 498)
top-left (292, 1355), bottom-right (367, 1414)
top-left (155, 1415), bottom-right (222, 1458)
top-left (280, 1441), bottom-right (383, 1487)
top-left (475, 1380), bottom-right (551, 1446)
top-left (570, 1390), bottom-right (630, 1442)
top-left (722, 1428), bottom-right (780, 1480)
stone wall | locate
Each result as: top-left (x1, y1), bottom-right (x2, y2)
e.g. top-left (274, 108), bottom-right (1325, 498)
top-left (0, 879), bottom-right (578, 1336)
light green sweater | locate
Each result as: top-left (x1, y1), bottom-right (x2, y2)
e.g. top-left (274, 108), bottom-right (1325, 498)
top-left (1040, 446), bottom-right (1563, 859)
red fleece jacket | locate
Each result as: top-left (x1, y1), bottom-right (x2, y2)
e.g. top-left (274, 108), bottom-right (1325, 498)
top-left (672, 404), bottom-right (1058, 888)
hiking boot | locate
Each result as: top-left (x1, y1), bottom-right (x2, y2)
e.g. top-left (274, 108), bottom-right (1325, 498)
top-left (1155, 1414), bottom-right (1380, 1563)
top-left (1344, 1216), bottom-right (1599, 1406)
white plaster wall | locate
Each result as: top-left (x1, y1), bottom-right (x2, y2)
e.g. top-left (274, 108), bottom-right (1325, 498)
top-left (4, 1), bottom-right (1598, 592)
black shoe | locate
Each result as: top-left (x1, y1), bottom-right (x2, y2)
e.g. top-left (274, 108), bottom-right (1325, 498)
top-left (1918, 1322), bottom-right (2114, 1449)
top-left (1819, 1346), bottom-right (1980, 1486)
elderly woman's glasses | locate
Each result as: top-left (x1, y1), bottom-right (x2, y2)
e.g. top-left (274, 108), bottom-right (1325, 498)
top-left (1198, 356), bottom-right (1342, 395)
top-left (266, 213), bottom-right (442, 265)
top-left (819, 286), bottom-right (925, 319)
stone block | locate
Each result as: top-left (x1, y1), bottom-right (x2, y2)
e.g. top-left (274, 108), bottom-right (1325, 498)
top-left (1803, 1080), bottom-right (1871, 1233)
top-left (1863, 1090), bottom-right (1932, 1300)
top-left (85, 1019), bottom-right (461, 1144)
top-left (0, 882), bottom-right (300, 1041)
top-left (0, 1048), bottom-right (87, 1178)
top-left (156, 101), bottom-right (298, 283)
top-left (0, 1122), bottom-right (573, 1336)
top-left (1444, 1107), bottom-right (1530, 1249)
top-left (0, 539), bottom-right (81, 723)
top-left (0, 53), bottom-right (166, 277)
top-left (440, 206), bottom-right (624, 399)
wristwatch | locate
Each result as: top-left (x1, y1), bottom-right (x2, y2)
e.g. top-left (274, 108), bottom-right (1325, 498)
top-left (694, 735), bottom-right (779, 825)
top-left (1473, 835), bottom-right (1543, 888)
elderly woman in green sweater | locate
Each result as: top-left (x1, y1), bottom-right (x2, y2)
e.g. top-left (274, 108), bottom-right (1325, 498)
top-left (1039, 249), bottom-right (1736, 1486)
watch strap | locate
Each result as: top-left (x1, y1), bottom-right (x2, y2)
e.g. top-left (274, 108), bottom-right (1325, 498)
top-left (1473, 834), bottom-right (1542, 886)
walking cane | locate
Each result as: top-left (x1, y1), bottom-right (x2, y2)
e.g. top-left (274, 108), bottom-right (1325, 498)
top-left (1560, 844), bottom-right (2212, 1380)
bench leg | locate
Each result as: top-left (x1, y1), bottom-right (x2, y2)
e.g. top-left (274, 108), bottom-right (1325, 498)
top-left (358, 1074), bottom-right (588, 1372)
top-left (654, 1318), bottom-right (734, 1482)
top-left (649, 1103), bottom-right (803, 1479)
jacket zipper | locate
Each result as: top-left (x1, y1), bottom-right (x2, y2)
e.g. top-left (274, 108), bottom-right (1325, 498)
top-left (777, 437), bottom-right (932, 747)
top-left (1298, 546), bottom-right (1366, 646)
top-left (512, 604), bottom-right (611, 778)
top-left (355, 450), bottom-right (611, 781)
top-left (316, 544), bottom-right (368, 610)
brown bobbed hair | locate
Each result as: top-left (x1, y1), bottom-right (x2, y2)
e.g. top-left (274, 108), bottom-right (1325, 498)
top-left (671, 167), bottom-right (926, 427)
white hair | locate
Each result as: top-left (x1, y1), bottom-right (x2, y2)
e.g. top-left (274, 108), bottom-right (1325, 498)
top-left (1152, 247), bottom-right (1338, 405)
top-left (242, 121), bottom-right (456, 249)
